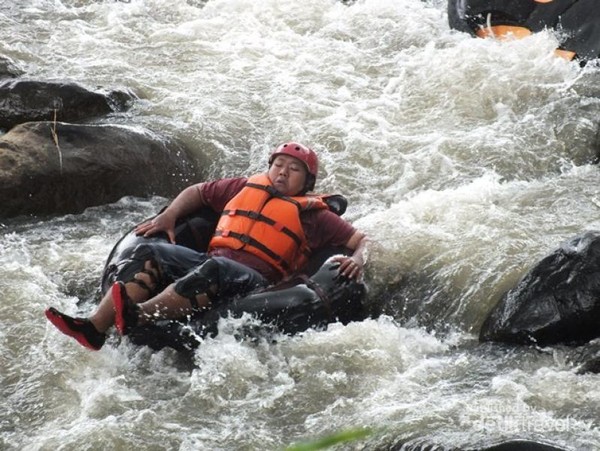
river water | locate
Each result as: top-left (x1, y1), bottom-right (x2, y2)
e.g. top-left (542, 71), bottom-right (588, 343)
top-left (1, 0), bottom-right (600, 449)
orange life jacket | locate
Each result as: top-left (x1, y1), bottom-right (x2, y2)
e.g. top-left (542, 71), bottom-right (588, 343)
top-left (208, 174), bottom-right (330, 277)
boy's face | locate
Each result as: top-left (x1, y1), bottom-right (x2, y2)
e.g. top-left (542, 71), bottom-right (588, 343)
top-left (268, 154), bottom-right (307, 196)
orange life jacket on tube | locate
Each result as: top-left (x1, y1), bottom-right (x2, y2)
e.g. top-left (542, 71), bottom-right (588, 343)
top-left (208, 174), bottom-right (329, 277)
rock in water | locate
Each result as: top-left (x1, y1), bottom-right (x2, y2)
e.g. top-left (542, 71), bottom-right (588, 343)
top-left (0, 79), bottom-right (135, 130)
top-left (0, 122), bottom-right (199, 218)
top-left (480, 231), bottom-right (600, 346)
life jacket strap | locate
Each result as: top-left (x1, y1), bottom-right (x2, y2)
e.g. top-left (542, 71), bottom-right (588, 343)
top-left (213, 229), bottom-right (291, 274)
top-left (221, 209), bottom-right (303, 247)
top-left (244, 182), bottom-right (303, 209)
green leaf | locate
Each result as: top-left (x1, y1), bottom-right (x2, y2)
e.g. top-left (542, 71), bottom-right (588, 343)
top-left (285, 427), bottom-right (373, 451)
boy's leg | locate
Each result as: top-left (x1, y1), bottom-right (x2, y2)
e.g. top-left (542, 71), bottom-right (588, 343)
top-left (113, 282), bottom-right (211, 335)
top-left (113, 256), bottom-right (269, 335)
top-left (45, 242), bottom-right (206, 347)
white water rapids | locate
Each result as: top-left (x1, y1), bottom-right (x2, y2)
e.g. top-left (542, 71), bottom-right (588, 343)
top-left (1, 0), bottom-right (600, 449)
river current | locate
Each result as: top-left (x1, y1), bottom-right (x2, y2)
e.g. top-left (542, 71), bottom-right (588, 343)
top-left (1, 0), bottom-right (599, 449)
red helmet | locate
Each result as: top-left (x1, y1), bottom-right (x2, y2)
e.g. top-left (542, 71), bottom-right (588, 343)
top-left (269, 142), bottom-right (318, 176)
top-left (269, 142), bottom-right (318, 191)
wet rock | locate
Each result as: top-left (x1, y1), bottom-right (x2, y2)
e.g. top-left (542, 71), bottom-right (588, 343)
top-left (0, 56), bottom-right (23, 79)
top-left (478, 440), bottom-right (567, 451)
top-left (0, 121), bottom-right (200, 218)
top-left (578, 355), bottom-right (600, 374)
top-left (388, 438), bottom-right (567, 450)
top-left (480, 231), bottom-right (600, 346)
top-left (0, 79), bottom-right (136, 131)
top-left (571, 340), bottom-right (600, 374)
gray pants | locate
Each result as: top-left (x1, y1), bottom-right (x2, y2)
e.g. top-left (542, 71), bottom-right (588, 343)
top-left (116, 242), bottom-right (269, 307)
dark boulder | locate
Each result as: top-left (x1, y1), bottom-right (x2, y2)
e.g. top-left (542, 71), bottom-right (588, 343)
top-left (0, 121), bottom-right (199, 218)
top-left (0, 79), bottom-right (136, 131)
top-left (480, 231), bottom-right (600, 346)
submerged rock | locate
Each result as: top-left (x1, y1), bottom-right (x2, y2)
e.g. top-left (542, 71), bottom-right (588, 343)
top-left (480, 231), bottom-right (600, 346)
top-left (0, 121), bottom-right (199, 218)
top-left (0, 79), bottom-right (135, 131)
